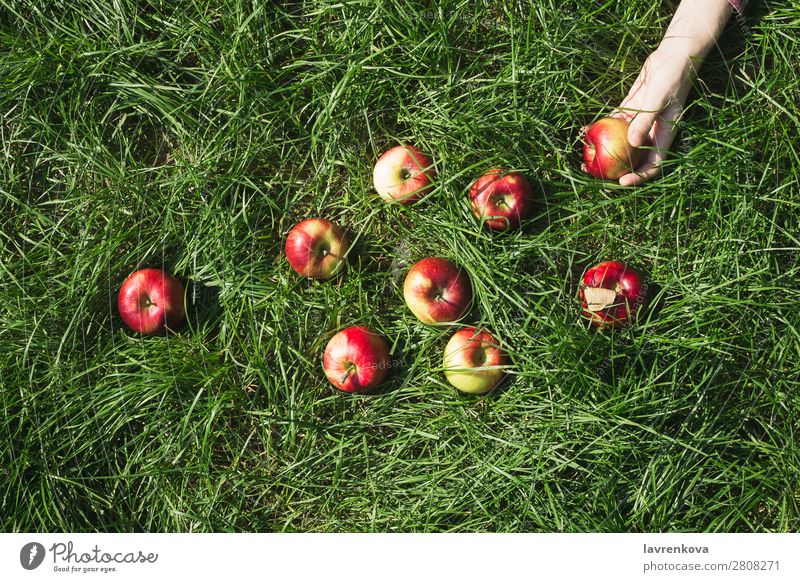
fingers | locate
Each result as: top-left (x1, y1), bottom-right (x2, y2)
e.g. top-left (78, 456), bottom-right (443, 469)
top-left (651, 102), bottom-right (682, 152)
top-left (609, 108), bottom-right (634, 122)
top-left (627, 107), bottom-right (663, 148)
top-left (621, 68), bottom-right (670, 147)
top-left (617, 106), bottom-right (682, 186)
top-left (618, 156), bottom-right (662, 186)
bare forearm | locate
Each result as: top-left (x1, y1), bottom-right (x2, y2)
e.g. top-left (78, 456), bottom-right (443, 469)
top-left (659, 0), bottom-right (734, 61)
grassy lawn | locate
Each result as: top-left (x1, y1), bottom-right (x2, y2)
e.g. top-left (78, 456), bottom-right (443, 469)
top-left (1, 0), bottom-right (798, 532)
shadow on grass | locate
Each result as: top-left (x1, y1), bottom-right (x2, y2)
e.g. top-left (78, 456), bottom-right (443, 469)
top-left (186, 279), bottom-right (223, 335)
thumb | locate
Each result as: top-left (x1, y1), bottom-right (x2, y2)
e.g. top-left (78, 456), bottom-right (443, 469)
top-left (627, 108), bottom-right (661, 148)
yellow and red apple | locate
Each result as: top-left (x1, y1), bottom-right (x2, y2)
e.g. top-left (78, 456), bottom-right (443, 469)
top-left (442, 327), bottom-right (507, 394)
top-left (323, 326), bottom-right (392, 393)
top-left (403, 257), bottom-right (472, 324)
top-left (582, 117), bottom-right (644, 180)
top-left (372, 144), bottom-right (435, 204)
top-left (285, 218), bottom-right (349, 279)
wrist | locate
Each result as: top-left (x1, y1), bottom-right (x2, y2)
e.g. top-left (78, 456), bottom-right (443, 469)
top-left (653, 39), bottom-right (707, 76)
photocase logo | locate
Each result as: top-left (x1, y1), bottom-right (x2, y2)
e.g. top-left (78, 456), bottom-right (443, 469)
top-left (20, 542), bottom-right (46, 570)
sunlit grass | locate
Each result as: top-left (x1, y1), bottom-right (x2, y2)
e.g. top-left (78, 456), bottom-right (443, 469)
top-left (1, 0), bottom-right (798, 532)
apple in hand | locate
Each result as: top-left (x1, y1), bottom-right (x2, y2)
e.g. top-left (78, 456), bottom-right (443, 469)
top-left (443, 327), bottom-right (507, 394)
top-left (582, 117), bottom-right (644, 180)
top-left (579, 260), bottom-right (647, 328)
top-left (468, 168), bottom-right (534, 231)
top-left (285, 218), bottom-right (350, 279)
top-left (323, 326), bottom-right (392, 393)
top-left (373, 144), bottom-right (435, 205)
top-left (403, 257), bottom-right (472, 324)
top-left (118, 268), bottom-right (185, 335)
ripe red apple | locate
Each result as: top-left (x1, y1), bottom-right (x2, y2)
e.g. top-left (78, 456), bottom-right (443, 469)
top-left (285, 218), bottom-right (350, 279)
top-left (443, 327), bottom-right (507, 394)
top-left (582, 117), bottom-right (644, 180)
top-left (403, 257), bottom-right (472, 324)
top-left (578, 260), bottom-right (647, 328)
top-left (117, 268), bottom-right (185, 335)
top-left (323, 326), bottom-right (392, 393)
top-left (372, 144), bottom-right (435, 205)
top-left (468, 167), bottom-right (534, 231)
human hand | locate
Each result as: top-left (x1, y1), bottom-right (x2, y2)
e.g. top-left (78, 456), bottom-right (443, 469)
top-left (613, 46), bottom-right (699, 186)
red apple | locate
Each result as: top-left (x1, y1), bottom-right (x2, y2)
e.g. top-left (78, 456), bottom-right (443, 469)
top-left (582, 117), bottom-right (644, 180)
top-left (578, 260), bottom-right (647, 328)
top-left (468, 168), bottom-right (534, 231)
top-left (443, 327), bottom-right (507, 394)
top-left (323, 326), bottom-right (392, 393)
top-left (285, 218), bottom-right (350, 279)
top-left (372, 144), bottom-right (435, 204)
top-left (403, 257), bottom-right (472, 324)
top-left (117, 268), bottom-right (185, 335)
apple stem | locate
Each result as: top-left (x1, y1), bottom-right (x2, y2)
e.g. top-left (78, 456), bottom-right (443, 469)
top-left (339, 363), bottom-right (356, 385)
top-left (139, 294), bottom-right (155, 309)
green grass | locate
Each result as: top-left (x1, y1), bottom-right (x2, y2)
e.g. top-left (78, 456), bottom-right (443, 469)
top-left (1, 0), bottom-right (799, 532)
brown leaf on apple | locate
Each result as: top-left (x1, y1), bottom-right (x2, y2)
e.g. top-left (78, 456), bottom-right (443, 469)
top-left (583, 287), bottom-right (617, 312)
